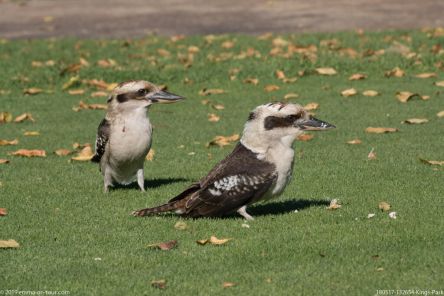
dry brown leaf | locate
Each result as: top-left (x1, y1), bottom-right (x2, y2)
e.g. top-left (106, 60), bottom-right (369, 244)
top-left (62, 75), bottom-right (81, 90)
top-left (402, 118), bottom-right (428, 124)
top-left (157, 48), bottom-right (171, 57)
top-left (419, 158), bottom-right (444, 166)
top-left (326, 199), bottom-right (341, 210)
top-left (284, 93), bottom-right (299, 100)
top-left (304, 102), bottom-right (319, 110)
top-left (0, 139), bottom-right (18, 146)
top-left (208, 113), bottom-right (220, 122)
top-left (349, 73), bottom-right (367, 80)
top-left (362, 90), bottom-right (379, 97)
top-left (378, 201), bottom-right (391, 212)
top-left (68, 89), bottom-right (85, 95)
top-left (368, 148), bottom-right (377, 160)
top-left (385, 67), bottom-right (405, 77)
top-left (206, 134), bottom-right (239, 148)
top-left (23, 131), bottom-right (40, 136)
top-left (188, 45), bottom-right (200, 53)
top-left (0, 159), bottom-right (10, 164)
top-left (23, 88), bottom-right (43, 95)
top-left (91, 91), bottom-right (108, 97)
top-left (97, 59), bottom-right (117, 68)
top-left (147, 240), bottom-right (177, 251)
top-left (151, 279), bottom-right (166, 289)
top-left (275, 70), bottom-right (286, 80)
top-left (221, 40), bottom-right (235, 49)
top-left (197, 236), bottom-right (231, 245)
top-left (315, 67), bottom-right (337, 75)
top-left (437, 111), bottom-right (444, 118)
top-left (174, 221), bottom-right (188, 230)
top-left (73, 101), bottom-right (107, 112)
top-left (434, 81), bottom-right (444, 87)
top-left (223, 282), bottom-right (236, 288)
top-left (71, 146), bottom-right (94, 161)
top-left (264, 84), bottom-right (280, 92)
top-left (415, 72), bottom-right (437, 79)
top-left (54, 149), bottom-right (72, 156)
top-left (9, 149), bottom-right (46, 157)
top-left (0, 239), bottom-right (19, 248)
top-left (396, 91), bottom-right (422, 103)
top-left (365, 127), bottom-right (398, 134)
top-left (341, 88), bottom-right (358, 97)
top-left (0, 208), bottom-right (7, 216)
top-left (212, 104), bottom-right (225, 110)
top-left (0, 112), bottom-right (13, 123)
top-left (347, 139), bottom-right (362, 145)
top-left (199, 88), bottom-right (225, 96)
top-left (297, 134), bottom-right (314, 141)
top-left (72, 142), bottom-right (91, 149)
top-left (14, 113), bottom-right (35, 123)
top-left (146, 149), bottom-right (155, 161)
top-left (243, 78), bottom-right (259, 85)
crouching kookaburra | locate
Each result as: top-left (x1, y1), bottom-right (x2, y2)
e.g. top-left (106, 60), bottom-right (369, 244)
top-left (91, 80), bottom-right (184, 192)
top-left (132, 102), bottom-right (335, 220)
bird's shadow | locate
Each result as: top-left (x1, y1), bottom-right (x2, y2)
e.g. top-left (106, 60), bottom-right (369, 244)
top-left (112, 177), bottom-right (189, 191)
top-left (248, 199), bottom-right (330, 217)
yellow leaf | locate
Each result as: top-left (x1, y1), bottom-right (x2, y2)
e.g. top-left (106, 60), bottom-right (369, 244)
top-left (157, 48), bottom-right (171, 57)
top-left (0, 139), bottom-right (18, 146)
top-left (73, 101), bottom-right (107, 111)
top-left (437, 111), bottom-right (444, 118)
top-left (243, 78), bottom-right (259, 85)
top-left (207, 134), bottom-right (239, 148)
top-left (284, 93), bottom-right (299, 100)
top-left (0, 239), bottom-right (19, 248)
top-left (223, 282), bottom-right (236, 288)
top-left (396, 91), bottom-right (421, 103)
top-left (199, 88), bottom-right (225, 96)
top-left (212, 104), bottom-right (225, 110)
top-left (264, 84), bottom-right (280, 92)
top-left (378, 201), bottom-right (391, 212)
top-left (197, 236), bottom-right (231, 245)
top-left (297, 134), bottom-right (314, 141)
top-left (9, 149), bottom-right (46, 157)
top-left (434, 80), bottom-right (444, 87)
top-left (385, 67), bottom-right (405, 77)
top-left (146, 149), bottom-right (155, 161)
top-left (174, 221), bottom-right (188, 230)
top-left (208, 113), bottom-right (220, 122)
top-left (23, 131), bottom-right (40, 136)
top-left (365, 127), bottom-right (398, 134)
top-left (419, 158), bottom-right (444, 166)
top-left (326, 199), bottom-right (341, 210)
top-left (68, 89), bottom-right (85, 95)
top-left (188, 46), bottom-right (200, 53)
top-left (362, 90), bottom-right (379, 97)
top-left (62, 76), bottom-right (81, 90)
top-left (23, 88), bottom-right (43, 95)
top-left (97, 59), bottom-right (117, 68)
top-left (415, 72), bottom-right (436, 78)
top-left (315, 67), bottom-right (337, 75)
top-left (54, 149), bottom-right (72, 156)
top-left (0, 112), bottom-right (13, 123)
top-left (341, 88), bottom-right (358, 97)
top-left (347, 139), bottom-right (362, 145)
top-left (90, 91), bottom-right (108, 97)
top-left (221, 40), bottom-right (235, 49)
top-left (368, 148), bottom-right (377, 160)
top-left (349, 73), bottom-right (367, 80)
top-left (304, 102), bottom-right (319, 110)
top-left (71, 146), bottom-right (94, 161)
top-left (14, 113), bottom-right (35, 123)
top-left (402, 118), bottom-right (428, 124)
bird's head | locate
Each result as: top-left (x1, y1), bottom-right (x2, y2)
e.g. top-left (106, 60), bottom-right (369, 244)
top-left (107, 80), bottom-right (184, 113)
top-left (241, 102), bottom-right (335, 152)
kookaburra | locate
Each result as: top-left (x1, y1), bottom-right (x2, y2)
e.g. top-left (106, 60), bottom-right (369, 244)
top-left (91, 80), bottom-right (184, 192)
top-left (132, 102), bottom-right (335, 220)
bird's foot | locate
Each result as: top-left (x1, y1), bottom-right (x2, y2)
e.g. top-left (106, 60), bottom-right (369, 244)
top-left (237, 206), bottom-right (255, 221)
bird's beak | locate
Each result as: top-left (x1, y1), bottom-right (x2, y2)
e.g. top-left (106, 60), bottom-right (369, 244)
top-left (298, 116), bottom-right (336, 131)
top-left (148, 90), bottom-right (184, 104)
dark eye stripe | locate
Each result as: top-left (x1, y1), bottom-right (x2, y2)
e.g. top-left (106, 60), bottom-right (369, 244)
top-left (116, 93), bottom-right (131, 103)
top-left (264, 113), bottom-right (302, 130)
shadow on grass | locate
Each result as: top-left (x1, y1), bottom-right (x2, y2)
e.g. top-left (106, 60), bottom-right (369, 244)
top-left (113, 177), bottom-right (189, 191)
top-left (249, 199), bottom-right (330, 217)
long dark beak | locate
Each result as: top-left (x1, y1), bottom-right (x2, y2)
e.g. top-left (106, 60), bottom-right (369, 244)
top-left (299, 116), bottom-right (336, 131)
top-left (148, 90), bottom-right (184, 104)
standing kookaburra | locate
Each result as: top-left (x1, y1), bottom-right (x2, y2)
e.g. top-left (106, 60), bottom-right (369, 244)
top-left (91, 80), bottom-right (184, 192)
top-left (132, 102), bottom-right (335, 220)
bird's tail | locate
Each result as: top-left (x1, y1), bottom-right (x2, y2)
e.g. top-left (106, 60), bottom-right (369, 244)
top-left (131, 201), bottom-right (179, 217)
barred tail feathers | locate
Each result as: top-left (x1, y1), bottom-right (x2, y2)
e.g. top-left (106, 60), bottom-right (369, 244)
top-left (131, 202), bottom-right (179, 217)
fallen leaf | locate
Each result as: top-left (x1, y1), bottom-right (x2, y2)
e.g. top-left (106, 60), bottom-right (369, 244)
top-left (419, 158), bottom-right (444, 166)
top-left (304, 102), bottom-right (319, 110)
top-left (54, 149), bottom-right (72, 156)
top-left (0, 112), bottom-right (13, 123)
top-left (376, 267), bottom-right (384, 272)
top-left (208, 113), bottom-right (220, 122)
top-left (402, 118), bottom-right (428, 124)
top-left (385, 67), bottom-right (405, 77)
top-left (415, 72), bottom-right (436, 79)
top-left (174, 221), bottom-right (188, 230)
top-left (223, 282), bottom-right (236, 288)
top-left (367, 148), bottom-right (377, 160)
top-left (275, 70), bottom-right (286, 80)
top-left (73, 101), bottom-right (107, 111)
top-left (146, 149), bottom-right (155, 161)
top-left (0, 139), bottom-right (18, 146)
top-left (9, 149), bottom-right (46, 157)
top-left (221, 40), bottom-right (235, 49)
top-left (347, 139), bottom-right (362, 145)
top-left (349, 73), bottom-right (367, 80)
top-left (14, 113), bottom-right (35, 123)
top-left (97, 59), bottom-right (117, 68)
top-left (437, 111), bottom-right (444, 118)
top-left (396, 91), bottom-right (421, 103)
top-left (378, 201), bottom-right (391, 212)
top-left (62, 75), bottom-right (81, 90)
top-left (297, 134), bottom-right (314, 141)
top-left (264, 84), bottom-right (280, 92)
top-left (151, 279), bottom-right (166, 289)
top-left (206, 134), bottom-right (239, 148)
top-left (68, 89), bottom-right (85, 95)
top-left (212, 104), bottom-right (225, 110)
top-left (388, 212), bottom-right (397, 219)
top-left (147, 240), bottom-right (177, 251)
top-left (23, 88), bottom-right (43, 95)
top-left (23, 131), bottom-right (40, 136)
top-left (341, 88), bottom-right (358, 97)
top-left (0, 239), bottom-right (19, 248)
top-left (71, 146), bottom-right (94, 161)
top-left (434, 81), bottom-right (444, 87)
top-left (326, 199), bottom-right (341, 210)
top-left (243, 78), bottom-right (259, 85)
top-left (91, 91), bottom-right (108, 97)
top-left (72, 142), bottom-right (91, 149)
top-left (199, 88), bottom-right (225, 96)
top-left (315, 67), bottom-right (337, 75)
top-left (362, 90), bottom-right (379, 97)
top-left (157, 48), bottom-right (171, 57)
top-left (367, 213), bottom-right (376, 219)
top-left (0, 208), bottom-right (7, 216)
top-left (365, 127), bottom-right (398, 134)
top-left (284, 93), bottom-right (299, 100)
top-left (0, 159), bottom-right (10, 164)
top-left (197, 236), bottom-right (232, 245)
top-left (82, 79), bottom-right (117, 91)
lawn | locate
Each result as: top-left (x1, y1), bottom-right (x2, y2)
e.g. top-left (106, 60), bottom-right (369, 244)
top-left (1, 30), bottom-right (444, 295)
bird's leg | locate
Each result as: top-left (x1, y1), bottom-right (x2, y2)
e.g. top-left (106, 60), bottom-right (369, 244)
top-left (137, 168), bottom-right (145, 192)
top-left (103, 167), bottom-right (113, 193)
top-left (237, 205), bottom-right (255, 221)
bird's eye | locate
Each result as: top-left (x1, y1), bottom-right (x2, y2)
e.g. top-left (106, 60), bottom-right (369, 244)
top-left (137, 89), bottom-right (147, 96)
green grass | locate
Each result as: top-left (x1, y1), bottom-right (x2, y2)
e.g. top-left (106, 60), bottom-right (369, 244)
top-left (1, 30), bottom-right (444, 295)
